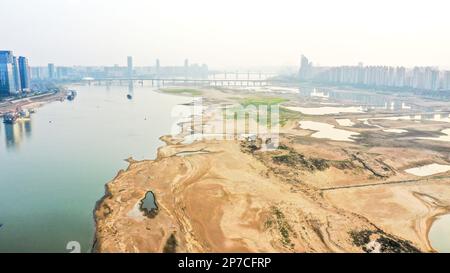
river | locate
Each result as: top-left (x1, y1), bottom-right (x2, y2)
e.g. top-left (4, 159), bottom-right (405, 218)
top-left (0, 84), bottom-right (189, 252)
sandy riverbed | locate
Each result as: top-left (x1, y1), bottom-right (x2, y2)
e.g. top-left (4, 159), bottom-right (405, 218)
top-left (94, 86), bottom-right (450, 253)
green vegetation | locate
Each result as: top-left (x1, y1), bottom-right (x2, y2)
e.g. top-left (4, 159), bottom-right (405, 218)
top-left (239, 97), bottom-right (288, 107)
top-left (222, 96), bottom-right (295, 128)
top-left (271, 206), bottom-right (295, 248)
top-left (160, 88), bottom-right (202, 96)
top-left (279, 107), bottom-right (302, 126)
top-left (277, 144), bottom-right (290, 150)
top-left (272, 148), bottom-right (330, 171)
top-left (240, 138), bottom-right (262, 154)
top-left (349, 229), bottom-right (421, 253)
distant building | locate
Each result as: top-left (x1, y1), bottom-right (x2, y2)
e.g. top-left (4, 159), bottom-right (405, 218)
top-left (18, 56), bottom-right (30, 91)
top-left (12, 56), bottom-right (22, 93)
top-left (299, 55), bottom-right (448, 92)
top-left (444, 71), bottom-right (450, 90)
top-left (56, 66), bottom-right (73, 79)
top-left (0, 50), bottom-right (18, 96)
top-left (298, 55), bottom-right (313, 80)
top-left (48, 63), bottom-right (55, 79)
top-left (184, 59), bottom-right (189, 78)
top-left (30, 67), bottom-right (41, 79)
top-left (127, 56), bottom-right (133, 77)
top-left (155, 59), bottom-right (160, 76)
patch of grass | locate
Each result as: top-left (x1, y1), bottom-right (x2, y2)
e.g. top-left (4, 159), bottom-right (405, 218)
top-left (264, 219), bottom-right (274, 230)
top-left (277, 144), bottom-right (290, 150)
top-left (279, 107), bottom-right (301, 126)
top-left (160, 88), bottom-right (202, 96)
top-left (222, 97), bottom-right (291, 128)
top-left (239, 97), bottom-right (288, 107)
top-left (271, 206), bottom-right (295, 248)
top-left (272, 150), bottom-right (330, 171)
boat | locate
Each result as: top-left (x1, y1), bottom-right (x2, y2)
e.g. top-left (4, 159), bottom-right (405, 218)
top-left (127, 94), bottom-right (133, 100)
top-left (67, 90), bottom-right (77, 101)
top-left (18, 109), bottom-right (30, 119)
top-left (3, 112), bottom-right (18, 124)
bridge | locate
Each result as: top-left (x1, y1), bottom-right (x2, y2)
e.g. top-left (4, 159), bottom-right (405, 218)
top-left (208, 71), bottom-right (278, 80)
top-left (84, 77), bottom-right (284, 87)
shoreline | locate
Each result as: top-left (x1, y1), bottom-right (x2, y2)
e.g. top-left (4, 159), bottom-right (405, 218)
top-left (0, 91), bottom-right (67, 117)
top-left (417, 191), bottom-right (450, 252)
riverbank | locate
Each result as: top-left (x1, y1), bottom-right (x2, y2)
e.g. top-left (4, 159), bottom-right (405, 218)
top-left (0, 91), bottom-right (67, 117)
top-left (93, 86), bottom-right (450, 252)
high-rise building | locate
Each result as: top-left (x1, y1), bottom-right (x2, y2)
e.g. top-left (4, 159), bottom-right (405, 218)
top-left (127, 56), bottom-right (133, 77)
top-left (305, 55), bottom-right (447, 92)
top-left (30, 67), bottom-right (41, 79)
top-left (12, 56), bottom-right (22, 93)
top-left (444, 71), bottom-right (450, 90)
top-left (48, 63), bottom-right (55, 79)
top-left (18, 56), bottom-right (30, 91)
top-left (0, 50), bottom-right (17, 96)
top-left (298, 55), bottom-right (312, 80)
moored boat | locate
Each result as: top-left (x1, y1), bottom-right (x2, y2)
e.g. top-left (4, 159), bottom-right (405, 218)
top-left (3, 112), bottom-right (18, 124)
top-left (67, 90), bottom-right (77, 101)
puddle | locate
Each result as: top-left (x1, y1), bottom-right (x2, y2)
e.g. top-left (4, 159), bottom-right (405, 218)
top-left (364, 113), bottom-right (450, 123)
top-left (299, 121), bottom-right (360, 142)
top-left (419, 129), bottom-right (450, 143)
top-left (404, 163), bottom-right (450, 176)
top-left (335, 119), bottom-right (355, 127)
top-left (285, 106), bottom-right (365, 115)
top-left (429, 214), bottom-right (450, 253)
top-left (383, 129), bottom-right (408, 134)
top-left (140, 191), bottom-right (158, 216)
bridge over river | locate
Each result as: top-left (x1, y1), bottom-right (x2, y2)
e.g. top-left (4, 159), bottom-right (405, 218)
top-left (84, 77), bottom-right (288, 87)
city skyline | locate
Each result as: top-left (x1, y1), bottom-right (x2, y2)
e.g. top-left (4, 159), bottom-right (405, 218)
top-left (1, 0), bottom-right (450, 69)
top-left (3, 48), bottom-right (450, 92)
top-left (298, 55), bottom-right (450, 91)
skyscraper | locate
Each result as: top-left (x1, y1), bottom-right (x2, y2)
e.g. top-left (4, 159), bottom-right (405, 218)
top-left (48, 63), bottom-right (55, 79)
top-left (298, 54), bottom-right (312, 80)
top-left (0, 50), bottom-right (17, 96)
top-left (127, 56), bottom-right (133, 77)
top-left (12, 56), bottom-right (22, 93)
top-left (18, 56), bottom-right (30, 91)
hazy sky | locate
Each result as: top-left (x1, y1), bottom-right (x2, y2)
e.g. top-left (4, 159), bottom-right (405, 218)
top-left (1, 0), bottom-right (450, 69)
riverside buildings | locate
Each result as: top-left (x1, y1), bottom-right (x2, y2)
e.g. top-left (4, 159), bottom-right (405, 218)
top-left (0, 50), bottom-right (31, 97)
top-left (298, 55), bottom-right (450, 91)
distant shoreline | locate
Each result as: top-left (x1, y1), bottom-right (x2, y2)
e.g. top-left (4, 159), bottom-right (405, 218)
top-left (0, 91), bottom-right (67, 117)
